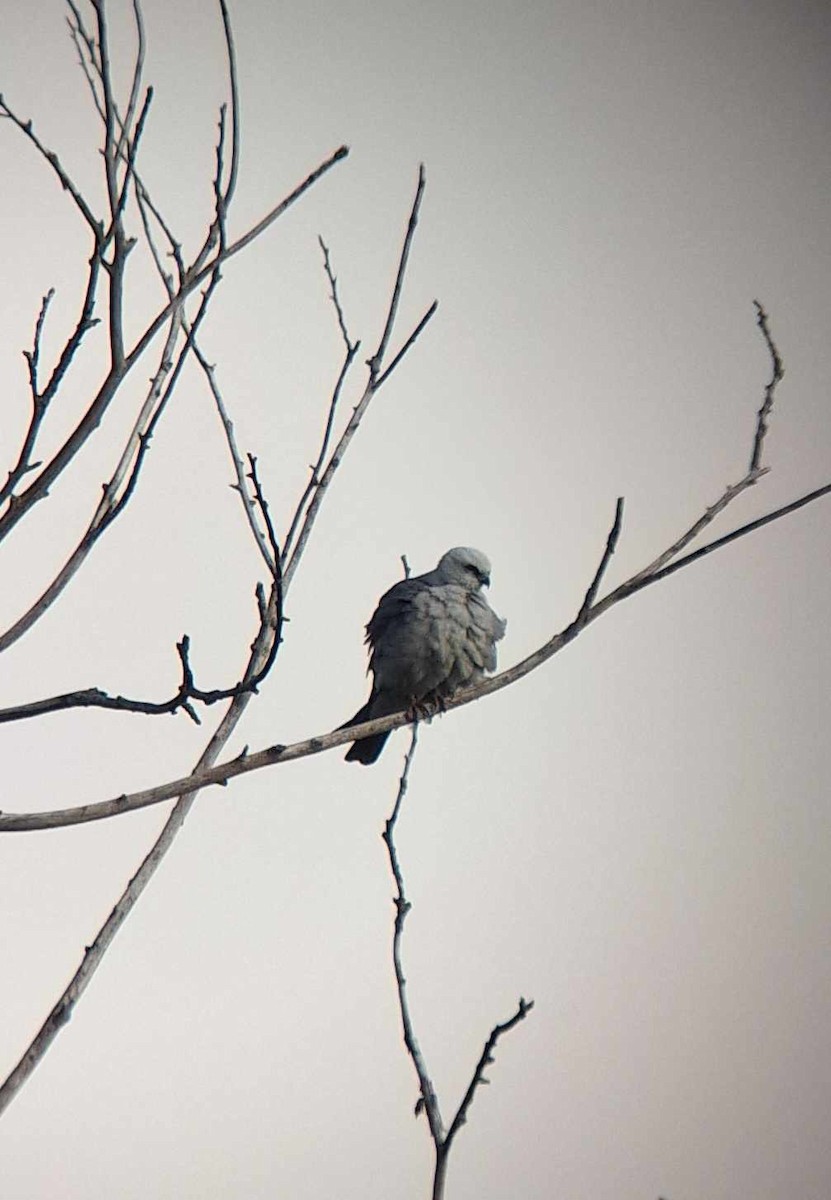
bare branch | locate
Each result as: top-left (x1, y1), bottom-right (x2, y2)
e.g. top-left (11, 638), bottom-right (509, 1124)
top-left (92, 1), bottom-right (118, 219)
top-left (23, 288), bottom-right (55, 398)
top-left (283, 174), bottom-right (431, 584)
top-left (318, 235), bottom-right (356, 353)
top-left (575, 496), bottom-right (624, 625)
top-left (217, 0), bottom-right (240, 208)
top-left (749, 299), bottom-right (784, 473)
top-left (381, 730), bottom-right (532, 1200)
top-left (282, 241), bottom-right (360, 562)
top-left (627, 477), bottom-right (831, 592)
top-left (0, 309), bottom-right (183, 651)
top-left (381, 729), bottom-right (447, 1145)
top-left (369, 164), bottom-right (427, 380)
top-left (0, 256), bottom-right (103, 515)
top-left (0, 573), bottom-right (284, 727)
top-left (246, 454), bottom-right (282, 574)
top-left (444, 998), bottom-right (534, 1149)
top-left (197, 144), bottom-right (349, 274)
top-left (373, 300), bottom-right (438, 391)
top-left (66, 1), bottom-right (105, 120)
top-left (0, 95), bottom-right (103, 239)
top-left (202, 347), bottom-right (278, 571)
top-left (114, 0), bottom-right (146, 162)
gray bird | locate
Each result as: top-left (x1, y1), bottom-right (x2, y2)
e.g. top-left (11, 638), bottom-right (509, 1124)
top-left (343, 547), bottom-right (506, 764)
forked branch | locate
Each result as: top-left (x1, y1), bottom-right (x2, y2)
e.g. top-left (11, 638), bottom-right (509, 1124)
top-left (382, 730), bottom-right (534, 1200)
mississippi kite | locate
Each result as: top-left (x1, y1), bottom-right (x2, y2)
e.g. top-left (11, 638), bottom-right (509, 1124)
top-left (343, 547), bottom-right (506, 764)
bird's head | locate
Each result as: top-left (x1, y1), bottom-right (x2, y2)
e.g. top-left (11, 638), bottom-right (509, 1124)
top-left (436, 546), bottom-right (493, 590)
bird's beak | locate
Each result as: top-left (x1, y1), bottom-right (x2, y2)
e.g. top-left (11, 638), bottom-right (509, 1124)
top-left (483, 575), bottom-right (491, 588)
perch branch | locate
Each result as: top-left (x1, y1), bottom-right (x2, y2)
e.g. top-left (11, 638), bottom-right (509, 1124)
top-left (3, 466), bottom-right (830, 832)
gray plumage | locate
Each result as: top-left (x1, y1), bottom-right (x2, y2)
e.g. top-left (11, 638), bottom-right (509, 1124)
top-left (344, 547), bottom-right (506, 764)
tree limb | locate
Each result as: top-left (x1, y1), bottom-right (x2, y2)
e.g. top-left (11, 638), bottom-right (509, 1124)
top-left (381, 730), bottom-right (534, 1200)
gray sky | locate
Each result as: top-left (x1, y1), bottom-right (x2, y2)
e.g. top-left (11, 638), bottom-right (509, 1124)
top-left (1, 1), bottom-right (830, 1197)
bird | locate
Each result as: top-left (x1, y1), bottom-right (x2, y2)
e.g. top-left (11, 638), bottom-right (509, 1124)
top-left (343, 546), bottom-right (506, 764)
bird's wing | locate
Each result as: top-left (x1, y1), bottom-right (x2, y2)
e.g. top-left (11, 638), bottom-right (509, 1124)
top-left (367, 578), bottom-right (506, 703)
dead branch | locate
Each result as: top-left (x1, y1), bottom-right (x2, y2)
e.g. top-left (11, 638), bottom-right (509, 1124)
top-left (283, 168), bottom-right (437, 584)
top-left (382, 729), bottom-right (446, 1148)
top-left (4, 301), bottom-right (827, 834)
top-left (282, 238), bottom-right (360, 561)
top-left (382, 730), bottom-right (534, 1200)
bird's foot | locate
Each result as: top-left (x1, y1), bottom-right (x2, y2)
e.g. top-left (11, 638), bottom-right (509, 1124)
top-left (406, 694), bottom-right (446, 723)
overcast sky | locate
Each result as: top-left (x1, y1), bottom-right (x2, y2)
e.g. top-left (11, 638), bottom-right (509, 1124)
top-left (1, 2), bottom-right (830, 1198)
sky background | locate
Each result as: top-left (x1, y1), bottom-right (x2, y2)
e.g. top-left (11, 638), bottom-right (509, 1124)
top-left (1, 1), bottom-right (830, 1197)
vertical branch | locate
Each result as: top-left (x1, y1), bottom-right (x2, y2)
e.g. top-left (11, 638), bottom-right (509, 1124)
top-left (217, 0), bottom-right (240, 207)
top-left (381, 730), bottom-right (533, 1200)
top-left (749, 299), bottom-right (784, 473)
top-left (92, 0), bottom-right (127, 367)
top-left (281, 238), bottom-right (359, 562)
top-left (368, 164), bottom-right (426, 380)
top-left (283, 169), bottom-right (436, 587)
top-left (382, 728), bottom-right (446, 1145)
top-left (114, 0), bottom-right (146, 162)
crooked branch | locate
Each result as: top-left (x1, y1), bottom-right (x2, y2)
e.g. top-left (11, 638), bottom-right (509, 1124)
top-left (382, 730), bottom-right (533, 1200)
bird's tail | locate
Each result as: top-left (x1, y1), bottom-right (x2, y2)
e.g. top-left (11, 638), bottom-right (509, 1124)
top-left (340, 700), bottom-right (390, 765)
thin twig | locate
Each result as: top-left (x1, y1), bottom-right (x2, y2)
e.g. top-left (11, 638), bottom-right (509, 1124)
top-left (247, 454), bottom-right (282, 574)
top-left (575, 496), bottom-right (624, 625)
top-left (381, 729), bottom-right (446, 1143)
top-left (749, 299), bottom-right (784, 472)
top-left (282, 240), bottom-right (360, 561)
top-left (204, 347), bottom-right (277, 571)
top-left (0, 96), bottom-right (103, 238)
top-left (114, 0), bottom-right (146, 162)
top-left (373, 300), bottom-right (438, 391)
top-left (0, 258), bottom-right (101, 512)
top-left (66, 1), bottom-right (105, 121)
top-left (217, 0), bottom-right (240, 208)
top-left (318, 235), bottom-right (356, 353)
top-left (284, 171), bottom-right (433, 585)
top-left (444, 998), bottom-right (535, 1149)
top-left (369, 164), bottom-right (427, 380)
top-left (23, 288), bottom-right (55, 399)
top-left (433, 999), bottom-right (534, 1199)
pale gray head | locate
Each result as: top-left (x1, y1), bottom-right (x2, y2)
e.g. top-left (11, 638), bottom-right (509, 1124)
top-left (435, 546), bottom-right (493, 590)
